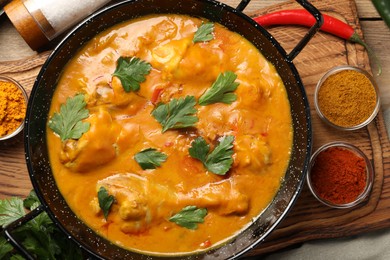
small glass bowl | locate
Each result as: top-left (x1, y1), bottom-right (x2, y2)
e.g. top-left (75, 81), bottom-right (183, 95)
top-left (0, 75), bottom-right (28, 141)
top-left (306, 142), bottom-right (374, 209)
top-left (314, 65), bottom-right (380, 131)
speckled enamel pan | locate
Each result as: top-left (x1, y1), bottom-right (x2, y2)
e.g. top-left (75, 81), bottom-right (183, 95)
top-left (5, 0), bottom-right (320, 258)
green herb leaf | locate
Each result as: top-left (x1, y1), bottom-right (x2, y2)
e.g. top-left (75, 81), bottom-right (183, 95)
top-left (193, 22), bottom-right (214, 43)
top-left (134, 148), bottom-right (168, 170)
top-left (206, 135), bottom-right (235, 174)
top-left (198, 71), bottom-right (239, 105)
top-left (98, 186), bottom-right (115, 220)
top-left (169, 206), bottom-right (207, 230)
top-left (0, 197), bottom-right (25, 228)
top-left (113, 56), bottom-right (152, 92)
top-left (23, 190), bottom-right (40, 209)
top-left (189, 135), bottom-right (234, 175)
top-left (0, 237), bottom-right (14, 259)
top-left (0, 192), bottom-right (83, 259)
top-left (21, 217), bottom-right (58, 259)
top-left (48, 93), bottom-right (90, 141)
top-left (188, 136), bottom-right (209, 163)
top-left (152, 96), bottom-right (198, 132)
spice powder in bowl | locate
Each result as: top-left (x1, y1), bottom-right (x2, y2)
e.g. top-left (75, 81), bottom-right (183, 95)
top-left (307, 142), bottom-right (374, 208)
top-left (314, 66), bottom-right (380, 130)
top-left (0, 76), bottom-right (28, 141)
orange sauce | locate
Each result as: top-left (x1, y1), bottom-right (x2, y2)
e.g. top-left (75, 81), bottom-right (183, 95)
top-left (47, 14), bottom-right (292, 255)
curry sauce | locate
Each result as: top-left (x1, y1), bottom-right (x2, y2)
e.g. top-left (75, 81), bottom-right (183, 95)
top-left (47, 14), bottom-right (293, 255)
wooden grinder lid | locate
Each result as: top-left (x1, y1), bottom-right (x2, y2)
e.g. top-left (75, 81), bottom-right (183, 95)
top-left (4, 0), bottom-right (49, 50)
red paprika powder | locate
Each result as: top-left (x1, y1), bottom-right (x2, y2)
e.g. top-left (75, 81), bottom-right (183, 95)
top-left (310, 146), bottom-right (367, 205)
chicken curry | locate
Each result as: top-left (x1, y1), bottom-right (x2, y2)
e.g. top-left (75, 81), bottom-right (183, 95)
top-left (47, 14), bottom-right (293, 255)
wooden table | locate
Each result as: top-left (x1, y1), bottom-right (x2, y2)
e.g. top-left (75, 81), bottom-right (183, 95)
top-left (1, 0), bottom-right (390, 257)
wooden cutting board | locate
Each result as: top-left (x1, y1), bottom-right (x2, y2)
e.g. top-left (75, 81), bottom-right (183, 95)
top-left (0, 0), bottom-right (389, 257)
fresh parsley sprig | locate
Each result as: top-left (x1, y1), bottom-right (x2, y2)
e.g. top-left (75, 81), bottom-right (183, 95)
top-left (189, 135), bottom-right (234, 175)
top-left (152, 96), bottom-right (198, 132)
top-left (134, 148), bottom-right (168, 170)
top-left (113, 56), bottom-right (152, 92)
top-left (193, 22), bottom-right (214, 43)
top-left (198, 71), bottom-right (239, 105)
top-left (169, 206), bottom-right (207, 230)
top-left (0, 198), bottom-right (26, 228)
top-left (97, 186), bottom-right (115, 220)
top-left (0, 191), bottom-right (83, 259)
top-left (48, 93), bottom-right (90, 141)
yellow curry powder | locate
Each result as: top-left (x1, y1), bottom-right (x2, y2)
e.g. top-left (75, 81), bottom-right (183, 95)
top-left (317, 70), bottom-right (377, 127)
top-left (0, 80), bottom-right (27, 137)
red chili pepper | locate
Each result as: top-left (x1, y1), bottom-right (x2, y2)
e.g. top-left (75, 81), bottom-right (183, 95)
top-left (254, 9), bottom-right (381, 74)
top-left (254, 10), bottom-right (357, 41)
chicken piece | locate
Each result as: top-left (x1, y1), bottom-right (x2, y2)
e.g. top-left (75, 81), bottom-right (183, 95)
top-left (138, 19), bottom-right (179, 48)
top-left (109, 77), bottom-right (149, 111)
top-left (181, 180), bottom-right (249, 216)
top-left (60, 108), bottom-right (120, 172)
top-left (233, 134), bottom-right (271, 172)
top-left (234, 80), bottom-right (268, 110)
top-left (96, 173), bottom-right (175, 234)
top-left (86, 32), bottom-right (119, 55)
top-left (150, 38), bottom-right (191, 80)
top-left (196, 104), bottom-right (238, 141)
top-left (95, 173), bottom-right (249, 234)
top-left (173, 41), bottom-right (226, 85)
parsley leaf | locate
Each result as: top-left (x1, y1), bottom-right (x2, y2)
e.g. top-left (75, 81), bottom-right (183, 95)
top-left (98, 186), bottom-right (115, 220)
top-left (198, 71), bottom-right (239, 105)
top-left (48, 93), bottom-right (90, 141)
top-left (113, 56), bottom-right (152, 92)
top-left (152, 96), bottom-right (198, 132)
top-left (23, 190), bottom-right (39, 209)
top-left (134, 148), bottom-right (168, 170)
top-left (0, 237), bottom-right (14, 259)
top-left (0, 191), bottom-right (83, 259)
top-left (189, 135), bottom-right (234, 175)
top-left (193, 22), bottom-right (214, 43)
top-left (169, 206), bottom-right (207, 230)
top-left (0, 197), bottom-right (25, 228)
top-left (188, 136), bottom-right (209, 163)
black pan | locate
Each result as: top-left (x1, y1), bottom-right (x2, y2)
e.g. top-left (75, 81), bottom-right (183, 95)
top-left (5, 0), bottom-right (321, 259)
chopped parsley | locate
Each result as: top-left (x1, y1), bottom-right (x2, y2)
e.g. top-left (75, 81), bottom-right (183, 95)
top-left (189, 135), bottom-right (234, 175)
top-left (193, 22), bottom-right (214, 43)
top-left (152, 96), bottom-right (198, 132)
top-left (169, 206), bottom-right (207, 230)
top-left (112, 56), bottom-right (152, 92)
top-left (198, 71), bottom-right (239, 105)
top-left (97, 186), bottom-right (115, 220)
top-left (48, 93), bottom-right (90, 141)
top-left (134, 148), bottom-right (168, 170)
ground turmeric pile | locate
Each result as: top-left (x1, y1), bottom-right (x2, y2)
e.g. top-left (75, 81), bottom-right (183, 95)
top-left (0, 79), bottom-right (27, 137)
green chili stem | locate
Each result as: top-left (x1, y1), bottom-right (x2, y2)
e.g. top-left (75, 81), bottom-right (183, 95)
top-left (350, 32), bottom-right (382, 76)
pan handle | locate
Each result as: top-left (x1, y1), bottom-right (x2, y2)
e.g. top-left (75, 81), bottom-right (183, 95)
top-left (236, 0), bottom-right (251, 12)
top-left (3, 204), bottom-right (45, 260)
top-left (288, 0), bottom-right (323, 60)
top-left (236, 0), bottom-right (323, 61)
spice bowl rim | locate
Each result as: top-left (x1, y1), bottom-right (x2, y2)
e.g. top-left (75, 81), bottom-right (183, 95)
top-left (306, 141), bottom-right (374, 209)
top-left (0, 75), bottom-right (28, 141)
top-left (314, 65), bottom-right (381, 131)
